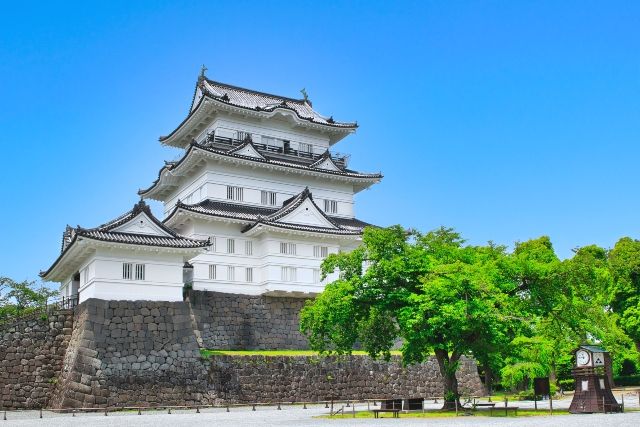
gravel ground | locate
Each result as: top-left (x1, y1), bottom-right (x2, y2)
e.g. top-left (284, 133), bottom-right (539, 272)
top-left (2, 392), bottom-right (640, 427)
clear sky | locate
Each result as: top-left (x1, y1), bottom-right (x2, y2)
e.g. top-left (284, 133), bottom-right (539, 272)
top-left (1, 1), bottom-right (638, 282)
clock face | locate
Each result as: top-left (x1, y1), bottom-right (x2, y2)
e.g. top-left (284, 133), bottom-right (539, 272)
top-left (576, 350), bottom-right (590, 366)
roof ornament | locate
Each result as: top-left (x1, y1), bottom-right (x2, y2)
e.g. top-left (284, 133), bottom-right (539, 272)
top-left (300, 88), bottom-right (312, 106)
top-left (199, 64), bottom-right (208, 81)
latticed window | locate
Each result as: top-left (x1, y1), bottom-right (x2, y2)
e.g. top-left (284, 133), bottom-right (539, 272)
top-left (313, 269), bottom-right (321, 283)
top-left (209, 265), bottom-right (217, 280)
top-left (299, 142), bottom-right (312, 153)
top-left (228, 266), bottom-right (235, 281)
top-left (313, 245), bottom-right (328, 258)
top-left (122, 263), bottom-right (132, 280)
top-left (135, 264), bottom-right (145, 281)
top-left (261, 190), bottom-right (277, 206)
top-left (245, 240), bottom-right (253, 256)
top-left (227, 238), bottom-right (235, 254)
top-left (324, 199), bottom-right (338, 214)
top-left (281, 266), bottom-right (297, 282)
top-left (210, 236), bottom-right (217, 252)
top-left (280, 242), bottom-right (297, 255)
top-left (227, 186), bottom-right (243, 201)
top-left (246, 267), bottom-right (254, 283)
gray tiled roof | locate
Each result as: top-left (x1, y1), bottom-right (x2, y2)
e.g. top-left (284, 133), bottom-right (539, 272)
top-left (198, 79), bottom-right (357, 128)
top-left (167, 194), bottom-right (372, 235)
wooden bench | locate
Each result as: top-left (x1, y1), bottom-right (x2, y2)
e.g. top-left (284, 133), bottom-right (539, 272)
top-left (489, 406), bottom-right (519, 416)
top-left (372, 409), bottom-right (400, 418)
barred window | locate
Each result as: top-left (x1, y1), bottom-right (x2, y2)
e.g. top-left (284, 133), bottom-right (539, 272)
top-left (246, 267), bottom-right (254, 283)
top-left (122, 263), bottom-right (132, 280)
top-left (227, 186), bottom-right (243, 201)
top-left (261, 190), bottom-right (277, 206)
top-left (313, 269), bottom-right (321, 283)
top-left (135, 264), bottom-right (145, 281)
top-left (279, 242), bottom-right (297, 255)
top-left (209, 265), bottom-right (217, 280)
top-left (245, 240), bottom-right (253, 256)
top-left (313, 245), bottom-right (329, 258)
top-left (83, 269), bottom-right (89, 284)
top-left (210, 236), bottom-right (217, 252)
top-left (227, 238), bottom-right (235, 254)
top-left (228, 266), bottom-right (235, 281)
top-left (281, 266), bottom-right (297, 282)
top-left (324, 199), bottom-right (338, 214)
top-left (299, 142), bottom-right (313, 153)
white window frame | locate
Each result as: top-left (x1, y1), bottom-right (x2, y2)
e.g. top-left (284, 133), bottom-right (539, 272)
top-left (324, 199), bottom-right (338, 214)
top-left (281, 266), bottom-right (297, 282)
top-left (261, 190), bottom-right (277, 206)
top-left (280, 242), bottom-right (297, 255)
top-left (245, 240), bottom-right (253, 256)
top-left (313, 245), bottom-right (329, 258)
top-left (313, 269), bottom-right (321, 283)
top-left (210, 236), bottom-right (217, 252)
top-left (135, 264), bottom-right (145, 281)
top-left (122, 263), bottom-right (132, 280)
top-left (209, 264), bottom-right (217, 280)
top-left (227, 186), bottom-right (243, 201)
top-left (228, 265), bottom-right (235, 281)
top-left (299, 142), bottom-right (313, 153)
top-left (246, 267), bottom-right (254, 283)
top-left (227, 238), bottom-right (235, 254)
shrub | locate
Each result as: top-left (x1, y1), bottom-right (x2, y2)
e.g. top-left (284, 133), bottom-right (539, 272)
top-left (614, 374), bottom-right (640, 387)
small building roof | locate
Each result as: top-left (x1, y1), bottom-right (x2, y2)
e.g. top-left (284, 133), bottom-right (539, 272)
top-left (41, 201), bottom-right (209, 282)
top-left (164, 188), bottom-right (372, 237)
top-left (578, 345), bottom-right (608, 353)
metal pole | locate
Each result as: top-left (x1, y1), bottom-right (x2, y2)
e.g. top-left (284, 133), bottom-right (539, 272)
top-left (505, 396), bottom-right (508, 417)
top-left (352, 402), bottom-right (355, 418)
top-left (534, 394), bottom-right (537, 411)
top-left (455, 398), bottom-right (458, 416)
top-left (40, 408), bottom-right (42, 419)
top-left (549, 394), bottom-right (553, 415)
top-left (621, 394), bottom-right (625, 413)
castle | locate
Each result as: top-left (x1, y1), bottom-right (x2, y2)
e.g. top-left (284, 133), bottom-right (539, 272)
top-left (41, 71), bottom-right (382, 303)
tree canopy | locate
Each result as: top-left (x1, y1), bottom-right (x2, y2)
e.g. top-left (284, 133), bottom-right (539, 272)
top-left (300, 226), bottom-right (639, 406)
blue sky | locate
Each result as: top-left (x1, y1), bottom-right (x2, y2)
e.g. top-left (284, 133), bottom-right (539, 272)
top-left (1, 1), bottom-right (638, 282)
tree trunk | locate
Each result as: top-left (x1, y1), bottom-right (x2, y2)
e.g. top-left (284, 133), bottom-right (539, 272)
top-left (435, 349), bottom-right (461, 410)
top-left (483, 365), bottom-right (493, 396)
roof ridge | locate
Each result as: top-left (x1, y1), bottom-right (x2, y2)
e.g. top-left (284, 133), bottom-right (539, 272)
top-left (203, 78), bottom-right (306, 104)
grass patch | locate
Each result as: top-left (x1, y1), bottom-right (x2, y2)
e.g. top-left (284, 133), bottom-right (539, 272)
top-left (318, 408), bottom-right (571, 419)
top-left (200, 349), bottom-right (402, 358)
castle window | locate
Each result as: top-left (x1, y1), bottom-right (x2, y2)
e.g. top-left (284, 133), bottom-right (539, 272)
top-left (237, 131), bottom-right (251, 141)
top-left (280, 242), bottom-right (297, 255)
top-left (324, 199), bottom-right (338, 214)
top-left (122, 263), bottom-right (132, 280)
top-left (245, 240), bottom-right (253, 256)
top-left (313, 269), bottom-right (321, 283)
top-left (299, 142), bottom-right (312, 153)
top-left (83, 269), bottom-right (89, 285)
top-left (135, 264), bottom-right (145, 281)
top-left (281, 266), bottom-right (297, 282)
top-left (209, 264), bottom-right (217, 280)
top-left (227, 238), bottom-right (235, 254)
top-left (227, 186), bottom-right (243, 201)
top-left (313, 245), bottom-right (328, 258)
top-left (261, 190), bottom-right (277, 206)
top-left (228, 266), bottom-right (235, 281)
top-left (246, 267), bottom-right (254, 282)
top-left (210, 236), bottom-right (217, 252)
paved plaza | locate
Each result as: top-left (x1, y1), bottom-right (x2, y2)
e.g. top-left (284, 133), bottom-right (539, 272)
top-left (3, 393), bottom-right (640, 427)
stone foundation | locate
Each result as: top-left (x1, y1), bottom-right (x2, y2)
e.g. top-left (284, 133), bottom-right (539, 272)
top-left (189, 290), bottom-right (310, 350)
top-left (0, 294), bottom-right (485, 408)
top-left (0, 311), bottom-right (73, 409)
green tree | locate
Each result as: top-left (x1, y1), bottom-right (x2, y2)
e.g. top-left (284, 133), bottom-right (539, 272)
top-left (608, 238), bottom-right (640, 352)
top-left (0, 277), bottom-right (57, 321)
top-left (300, 226), bottom-right (522, 409)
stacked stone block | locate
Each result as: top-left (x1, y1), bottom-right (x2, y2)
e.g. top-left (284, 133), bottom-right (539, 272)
top-left (0, 311), bottom-right (73, 409)
top-left (189, 290), bottom-right (310, 350)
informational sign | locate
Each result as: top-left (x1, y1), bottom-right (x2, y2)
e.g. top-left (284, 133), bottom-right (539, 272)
top-left (593, 352), bottom-right (605, 366)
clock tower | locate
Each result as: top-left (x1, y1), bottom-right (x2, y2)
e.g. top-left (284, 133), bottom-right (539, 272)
top-left (569, 345), bottom-right (621, 413)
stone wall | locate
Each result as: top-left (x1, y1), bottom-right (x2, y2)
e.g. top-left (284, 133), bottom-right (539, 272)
top-left (0, 310), bottom-right (73, 409)
top-left (0, 295), bottom-right (485, 409)
top-left (189, 290), bottom-right (310, 350)
top-left (49, 299), bottom-right (210, 408)
top-left (207, 354), bottom-right (484, 403)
